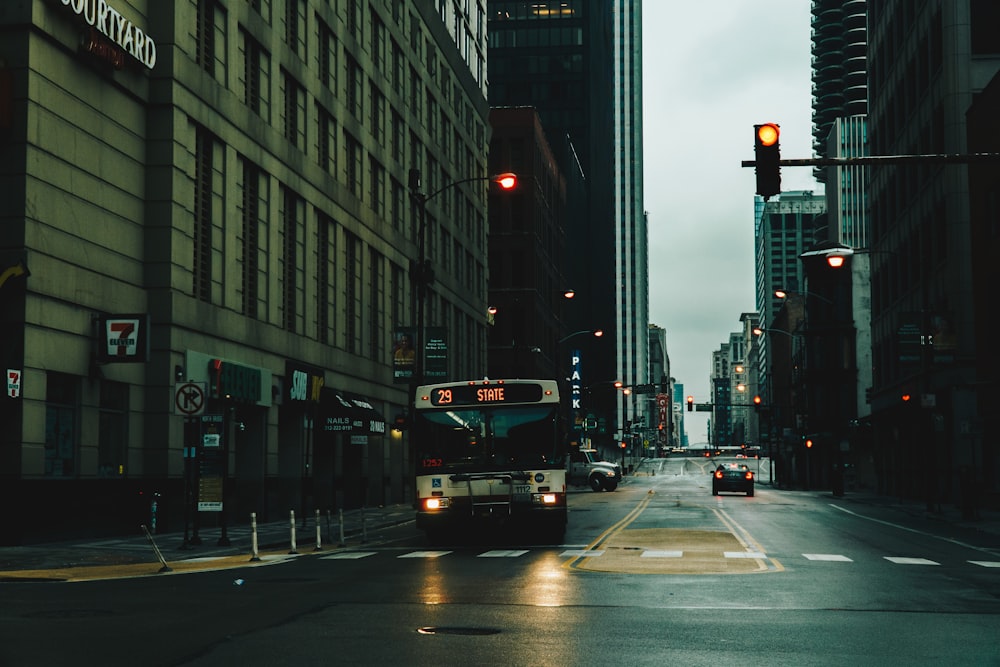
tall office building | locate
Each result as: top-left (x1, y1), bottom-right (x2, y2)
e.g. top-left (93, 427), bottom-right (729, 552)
top-left (487, 1), bottom-right (646, 445)
top-left (865, 2), bottom-right (1000, 501)
top-left (753, 191), bottom-right (826, 437)
top-left (810, 0), bottom-right (868, 183)
top-left (0, 1), bottom-right (491, 541)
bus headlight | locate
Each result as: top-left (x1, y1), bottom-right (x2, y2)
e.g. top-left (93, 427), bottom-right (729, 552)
top-left (533, 493), bottom-right (558, 505)
top-left (423, 497), bottom-right (451, 511)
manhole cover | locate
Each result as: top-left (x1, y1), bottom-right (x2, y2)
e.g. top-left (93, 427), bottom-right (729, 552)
top-left (416, 627), bottom-right (501, 636)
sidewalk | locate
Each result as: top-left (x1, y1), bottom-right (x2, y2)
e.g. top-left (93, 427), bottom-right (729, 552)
top-left (0, 504), bottom-right (415, 576)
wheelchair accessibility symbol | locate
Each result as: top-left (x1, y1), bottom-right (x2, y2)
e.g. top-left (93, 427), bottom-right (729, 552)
top-left (432, 478), bottom-right (442, 488)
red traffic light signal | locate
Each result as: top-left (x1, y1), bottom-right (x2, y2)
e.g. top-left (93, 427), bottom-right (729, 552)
top-left (753, 395), bottom-right (762, 412)
top-left (686, 396), bottom-right (694, 412)
top-left (754, 123), bottom-right (781, 199)
top-left (619, 441), bottom-right (626, 449)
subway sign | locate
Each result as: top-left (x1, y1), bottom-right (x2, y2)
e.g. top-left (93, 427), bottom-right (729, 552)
top-left (210, 359), bottom-right (262, 404)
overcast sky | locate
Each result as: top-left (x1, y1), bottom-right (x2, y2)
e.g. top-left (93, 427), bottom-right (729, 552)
top-left (642, 1), bottom-right (820, 444)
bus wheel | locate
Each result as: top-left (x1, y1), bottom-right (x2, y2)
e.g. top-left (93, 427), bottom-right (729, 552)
top-left (589, 475), bottom-right (604, 492)
top-left (604, 481), bottom-right (618, 492)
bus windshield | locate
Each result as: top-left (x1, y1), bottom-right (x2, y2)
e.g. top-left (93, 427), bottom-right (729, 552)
top-left (415, 405), bottom-right (561, 472)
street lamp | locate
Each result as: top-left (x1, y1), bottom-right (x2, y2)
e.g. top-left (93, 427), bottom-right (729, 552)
top-left (619, 384), bottom-right (632, 470)
top-left (558, 329), bottom-right (603, 344)
top-left (408, 169), bottom-right (518, 387)
top-left (774, 288), bottom-right (833, 305)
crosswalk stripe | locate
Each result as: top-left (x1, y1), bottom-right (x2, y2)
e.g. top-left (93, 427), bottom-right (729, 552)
top-left (884, 556), bottom-right (939, 565)
top-left (559, 550), bottom-right (604, 557)
top-left (398, 550), bottom-right (452, 558)
top-left (968, 560), bottom-right (1000, 568)
top-left (803, 554), bottom-right (853, 562)
top-left (724, 551), bottom-right (767, 559)
top-left (320, 552), bottom-right (377, 560)
top-left (641, 550), bottom-right (683, 558)
top-left (478, 550), bottom-right (529, 558)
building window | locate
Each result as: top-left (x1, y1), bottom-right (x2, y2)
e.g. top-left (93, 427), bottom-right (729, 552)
top-left (317, 212), bottom-right (336, 344)
top-left (248, 0), bottom-right (271, 21)
top-left (346, 55), bottom-right (363, 120)
top-left (316, 104), bottom-right (337, 175)
top-left (45, 372), bottom-right (78, 477)
top-left (318, 17), bottom-right (338, 92)
top-left (242, 31), bottom-right (270, 120)
top-left (196, 0), bottom-right (226, 78)
top-left (98, 381), bottom-right (129, 478)
top-left (369, 155), bottom-right (385, 218)
top-left (344, 130), bottom-right (362, 198)
top-left (281, 186), bottom-right (305, 332)
top-left (345, 231), bottom-right (361, 354)
top-left (282, 69), bottom-right (305, 149)
top-left (369, 247), bottom-right (384, 362)
top-left (284, 0), bottom-right (306, 58)
top-left (240, 158), bottom-right (268, 319)
top-left (193, 126), bottom-right (215, 302)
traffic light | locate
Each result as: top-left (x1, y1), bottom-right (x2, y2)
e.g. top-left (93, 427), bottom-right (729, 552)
top-left (754, 123), bottom-right (781, 199)
top-left (619, 441), bottom-right (627, 449)
top-left (805, 438), bottom-right (813, 449)
top-left (753, 395), bottom-right (762, 412)
top-left (686, 396), bottom-right (694, 412)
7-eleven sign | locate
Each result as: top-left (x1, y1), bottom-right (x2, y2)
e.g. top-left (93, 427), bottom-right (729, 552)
top-left (7, 369), bottom-right (21, 398)
top-left (98, 313), bottom-right (150, 363)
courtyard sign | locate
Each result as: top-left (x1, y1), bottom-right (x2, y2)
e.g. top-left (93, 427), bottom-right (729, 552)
top-left (59, 0), bottom-right (157, 70)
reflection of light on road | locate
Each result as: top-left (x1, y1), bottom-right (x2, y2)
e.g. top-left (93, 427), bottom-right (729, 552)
top-left (414, 559), bottom-right (451, 605)
top-left (524, 554), bottom-right (571, 607)
top-left (419, 569), bottom-right (448, 605)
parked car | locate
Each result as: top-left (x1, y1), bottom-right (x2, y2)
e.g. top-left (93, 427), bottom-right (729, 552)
top-left (712, 463), bottom-right (754, 496)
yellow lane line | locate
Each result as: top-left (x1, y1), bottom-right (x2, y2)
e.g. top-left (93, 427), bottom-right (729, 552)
top-left (562, 490), bottom-right (656, 570)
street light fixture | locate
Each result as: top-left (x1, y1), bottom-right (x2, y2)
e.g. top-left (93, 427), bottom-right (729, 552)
top-left (774, 288), bottom-right (833, 305)
top-left (558, 329), bottom-right (603, 344)
top-left (409, 169), bottom-right (519, 386)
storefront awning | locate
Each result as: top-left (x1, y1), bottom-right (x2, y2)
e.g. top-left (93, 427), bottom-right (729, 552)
top-left (319, 388), bottom-right (386, 436)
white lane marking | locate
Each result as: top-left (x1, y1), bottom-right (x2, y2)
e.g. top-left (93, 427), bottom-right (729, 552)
top-left (478, 550), bottom-right (529, 558)
top-left (641, 550), bottom-right (683, 558)
top-left (803, 553), bottom-right (853, 562)
top-left (398, 551), bottom-right (452, 558)
top-left (320, 552), bottom-right (377, 560)
top-left (884, 556), bottom-right (939, 566)
top-left (724, 551), bottom-right (767, 559)
top-left (829, 504), bottom-right (1000, 557)
top-left (560, 550), bottom-right (604, 557)
top-left (968, 560), bottom-right (1000, 568)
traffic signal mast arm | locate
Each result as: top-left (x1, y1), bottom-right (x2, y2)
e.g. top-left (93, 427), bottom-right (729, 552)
top-left (742, 152), bottom-right (1000, 169)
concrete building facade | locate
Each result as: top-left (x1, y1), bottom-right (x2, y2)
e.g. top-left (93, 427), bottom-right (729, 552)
top-left (0, 0), bottom-right (492, 541)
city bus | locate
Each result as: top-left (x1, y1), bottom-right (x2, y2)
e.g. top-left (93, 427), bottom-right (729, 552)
top-left (412, 378), bottom-right (566, 542)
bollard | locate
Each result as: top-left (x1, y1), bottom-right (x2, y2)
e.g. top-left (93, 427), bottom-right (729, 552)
top-left (326, 509), bottom-right (332, 545)
top-left (361, 506), bottom-right (368, 544)
top-left (150, 492), bottom-right (160, 534)
top-left (338, 508), bottom-right (346, 546)
top-left (249, 512), bottom-right (260, 561)
top-left (289, 509), bottom-right (298, 554)
top-left (141, 524), bottom-right (172, 573)
top-left (314, 508), bottom-right (322, 551)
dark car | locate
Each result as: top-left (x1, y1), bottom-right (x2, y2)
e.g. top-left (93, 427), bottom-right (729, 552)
top-left (712, 463), bottom-right (754, 496)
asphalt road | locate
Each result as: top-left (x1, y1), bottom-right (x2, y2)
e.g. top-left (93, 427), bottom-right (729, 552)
top-left (2, 457), bottom-right (999, 666)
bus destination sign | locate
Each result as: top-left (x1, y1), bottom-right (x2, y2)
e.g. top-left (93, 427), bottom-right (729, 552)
top-left (429, 382), bottom-right (543, 407)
